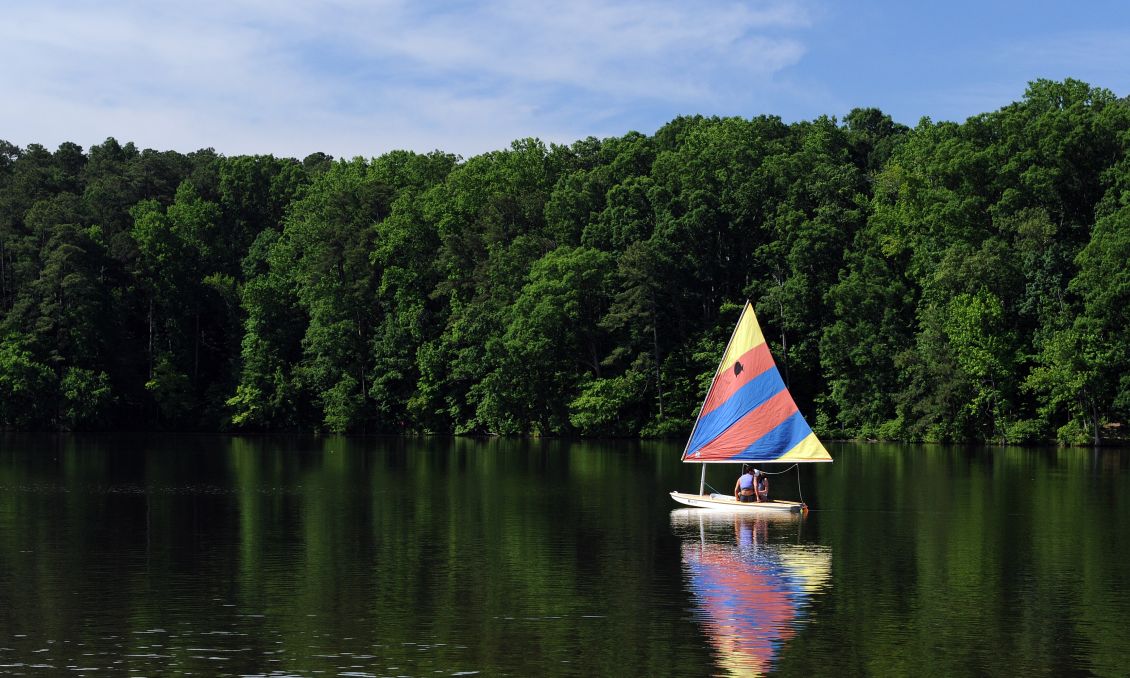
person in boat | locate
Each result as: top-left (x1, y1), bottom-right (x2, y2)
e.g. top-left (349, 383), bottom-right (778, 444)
top-left (754, 469), bottom-right (769, 502)
top-left (734, 465), bottom-right (756, 502)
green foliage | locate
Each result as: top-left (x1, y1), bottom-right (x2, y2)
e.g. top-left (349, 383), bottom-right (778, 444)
top-left (145, 354), bottom-right (192, 426)
top-left (943, 289), bottom-right (1016, 441)
top-left (0, 78), bottom-right (1128, 441)
top-left (0, 337), bottom-right (56, 429)
top-left (569, 371), bottom-right (648, 436)
top-left (322, 373), bottom-right (364, 433)
top-left (474, 246), bottom-right (614, 434)
top-left (60, 367), bottom-right (112, 430)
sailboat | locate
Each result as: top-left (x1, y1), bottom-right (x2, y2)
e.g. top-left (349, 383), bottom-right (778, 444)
top-left (670, 301), bottom-right (832, 513)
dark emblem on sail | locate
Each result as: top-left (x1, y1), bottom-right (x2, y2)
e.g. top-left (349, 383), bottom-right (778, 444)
top-left (734, 361), bottom-right (743, 377)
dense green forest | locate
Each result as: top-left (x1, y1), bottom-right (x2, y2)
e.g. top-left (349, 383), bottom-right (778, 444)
top-left (1, 79), bottom-right (1128, 443)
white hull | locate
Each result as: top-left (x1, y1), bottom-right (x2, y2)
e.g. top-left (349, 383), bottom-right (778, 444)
top-left (669, 491), bottom-right (806, 513)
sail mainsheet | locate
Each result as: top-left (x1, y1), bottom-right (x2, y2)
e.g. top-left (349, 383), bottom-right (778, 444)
top-left (682, 302), bottom-right (832, 463)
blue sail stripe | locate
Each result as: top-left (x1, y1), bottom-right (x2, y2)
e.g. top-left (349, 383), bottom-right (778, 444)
top-left (728, 411), bottom-right (813, 462)
top-left (686, 367), bottom-right (786, 456)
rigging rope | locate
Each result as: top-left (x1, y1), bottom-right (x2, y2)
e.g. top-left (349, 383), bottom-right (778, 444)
top-left (796, 465), bottom-right (805, 505)
top-left (705, 465), bottom-right (807, 505)
top-left (760, 464), bottom-right (796, 475)
top-left (758, 464), bottom-right (805, 505)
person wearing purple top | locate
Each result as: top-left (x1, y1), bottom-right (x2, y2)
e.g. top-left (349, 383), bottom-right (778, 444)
top-left (734, 465), bottom-right (756, 502)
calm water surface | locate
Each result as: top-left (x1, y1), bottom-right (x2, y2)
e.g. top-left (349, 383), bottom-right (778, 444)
top-left (0, 435), bottom-right (1127, 676)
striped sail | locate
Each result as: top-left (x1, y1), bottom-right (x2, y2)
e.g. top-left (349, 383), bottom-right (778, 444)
top-left (682, 302), bottom-right (832, 463)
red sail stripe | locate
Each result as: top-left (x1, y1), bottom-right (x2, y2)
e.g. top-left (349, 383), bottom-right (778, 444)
top-left (701, 342), bottom-right (775, 417)
top-left (694, 389), bottom-right (798, 460)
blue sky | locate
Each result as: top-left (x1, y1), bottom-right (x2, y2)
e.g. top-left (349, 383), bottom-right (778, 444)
top-left (2, 0), bottom-right (1127, 159)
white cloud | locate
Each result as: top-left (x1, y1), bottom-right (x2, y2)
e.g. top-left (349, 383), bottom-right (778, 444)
top-left (0, 0), bottom-right (814, 158)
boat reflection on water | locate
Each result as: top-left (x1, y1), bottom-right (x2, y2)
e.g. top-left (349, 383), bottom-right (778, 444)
top-left (672, 509), bottom-right (831, 676)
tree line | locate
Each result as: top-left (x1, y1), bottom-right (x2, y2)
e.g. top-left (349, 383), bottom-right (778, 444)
top-left (1, 78), bottom-right (1127, 443)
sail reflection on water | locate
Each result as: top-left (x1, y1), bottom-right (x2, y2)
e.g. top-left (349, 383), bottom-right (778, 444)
top-left (672, 509), bottom-right (831, 676)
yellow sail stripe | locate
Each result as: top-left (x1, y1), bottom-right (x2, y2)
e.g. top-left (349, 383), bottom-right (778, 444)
top-left (778, 432), bottom-right (833, 461)
top-left (718, 302), bottom-right (766, 375)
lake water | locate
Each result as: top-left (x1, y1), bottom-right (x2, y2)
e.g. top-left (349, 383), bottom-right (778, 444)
top-left (0, 435), bottom-right (1127, 676)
